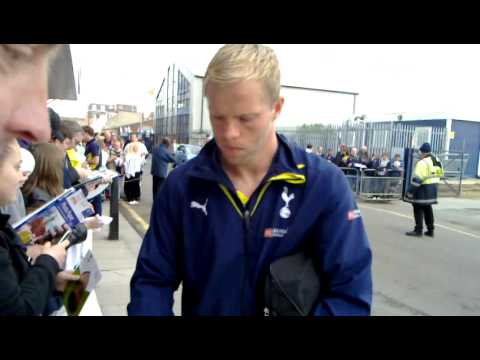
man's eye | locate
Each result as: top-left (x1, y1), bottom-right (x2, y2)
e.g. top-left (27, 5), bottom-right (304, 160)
top-left (0, 45), bottom-right (37, 73)
top-left (4, 44), bottom-right (35, 59)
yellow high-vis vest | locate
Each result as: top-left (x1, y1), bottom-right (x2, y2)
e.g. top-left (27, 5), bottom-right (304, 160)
top-left (413, 156), bottom-right (442, 185)
top-left (66, 148), bottom-right (82, 170)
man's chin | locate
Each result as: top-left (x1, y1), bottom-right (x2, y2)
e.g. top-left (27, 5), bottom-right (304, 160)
top-left (220, 152), bottom-right (247, 166)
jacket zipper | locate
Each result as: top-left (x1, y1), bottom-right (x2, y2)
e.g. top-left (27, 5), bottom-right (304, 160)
top-left (242, 209), bottom-right (251, 315)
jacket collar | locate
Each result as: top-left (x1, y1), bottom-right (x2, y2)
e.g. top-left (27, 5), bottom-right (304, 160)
top-left (186, 133), bottom-right (305, 187)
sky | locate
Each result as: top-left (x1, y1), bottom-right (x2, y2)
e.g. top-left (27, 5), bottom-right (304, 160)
top-left (50, 44), bottom-right (480, 124)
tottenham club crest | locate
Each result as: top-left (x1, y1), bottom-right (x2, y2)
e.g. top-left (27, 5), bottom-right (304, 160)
top-left (279, 187), bottom-right (295, 219)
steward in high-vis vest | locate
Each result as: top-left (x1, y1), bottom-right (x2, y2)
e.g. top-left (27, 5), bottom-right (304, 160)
top-left (405, 142), bottom-right (444, 237)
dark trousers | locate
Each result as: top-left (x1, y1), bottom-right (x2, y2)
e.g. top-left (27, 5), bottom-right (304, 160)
top-left (412, 203), bottom-right (434, 232)
top-left (124, 172), bottom-right (142, 202)
top-left (152, 175), bottom-right (165, 201)
top-left (90, 195), bottom-right (102, 216)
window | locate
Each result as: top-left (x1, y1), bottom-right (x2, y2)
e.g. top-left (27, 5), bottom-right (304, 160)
top-left (413, 127), bottom-right (432, 148)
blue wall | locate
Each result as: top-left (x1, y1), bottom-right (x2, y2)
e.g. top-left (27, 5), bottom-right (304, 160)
top-left (401, 119), bottom-right (447, 128)
top-left (375, 119), bottom-right (447, 128)
top-left (450, 120), bottom-right (480, 177)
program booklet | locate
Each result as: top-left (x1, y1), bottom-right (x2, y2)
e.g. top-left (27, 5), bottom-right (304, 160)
top-left (63, 250), bottom-right (102, 316)
top-left (13, 188), bottom-right (95, 245)
top-left (76, 169), bottom-right (120, 200)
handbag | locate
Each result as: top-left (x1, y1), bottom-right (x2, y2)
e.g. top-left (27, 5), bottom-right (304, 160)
top-left (264, 251), bottom-right (322, 316)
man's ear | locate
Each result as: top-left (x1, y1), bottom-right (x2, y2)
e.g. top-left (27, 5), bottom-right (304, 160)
top-left (272, 96), bottom-right (285, 121)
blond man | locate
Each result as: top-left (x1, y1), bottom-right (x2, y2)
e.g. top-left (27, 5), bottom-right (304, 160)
top-left (129, 45), bottom-right (372, 316)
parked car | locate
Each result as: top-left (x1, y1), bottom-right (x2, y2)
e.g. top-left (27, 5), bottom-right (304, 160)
top-left (174, 144), bottom-right (201, 166)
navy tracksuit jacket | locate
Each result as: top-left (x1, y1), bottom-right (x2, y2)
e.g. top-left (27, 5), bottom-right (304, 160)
top-left (128, 134), bottom-right (372, 316)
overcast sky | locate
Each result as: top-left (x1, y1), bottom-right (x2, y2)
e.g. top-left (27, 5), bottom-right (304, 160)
top-left (50, 44), bottom-right (480, 123)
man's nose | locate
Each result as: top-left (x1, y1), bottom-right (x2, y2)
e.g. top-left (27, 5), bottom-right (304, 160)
top-left (223, 120), bottom-right (241, 140)
top-left (4, 63), bottom-right (51, 143)
top-left (6, 105), bottom-right (51, 143)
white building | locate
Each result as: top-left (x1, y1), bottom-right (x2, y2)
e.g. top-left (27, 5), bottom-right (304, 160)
top-left (154, 63), bottom-right (359, 146)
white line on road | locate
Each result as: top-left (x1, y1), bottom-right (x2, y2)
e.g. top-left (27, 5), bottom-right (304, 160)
top-left (360, 204), bottom-right (480, 240)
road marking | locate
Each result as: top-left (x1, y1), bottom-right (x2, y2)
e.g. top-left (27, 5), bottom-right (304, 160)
top-left (360, 204), bottom-right (480, 240)
top-left (373, 291), bottom-right (430, 316)
top-left (119, 201), bottom-right (149, 231)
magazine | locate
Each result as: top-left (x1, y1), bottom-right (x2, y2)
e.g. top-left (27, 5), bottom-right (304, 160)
top-left (76, 169), bottom-right (120, 200)
top-left (86, 183), bottom-right (111, 200)
top-left (86, 168), bottom-right (120, 183)
top-left (13, 188), bottom-right (95, 245)
top-left (63, 250), bottom-right (102, 316)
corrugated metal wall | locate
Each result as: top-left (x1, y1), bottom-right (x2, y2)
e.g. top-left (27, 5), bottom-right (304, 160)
top-left (450, 120), bottom-right (480, 177)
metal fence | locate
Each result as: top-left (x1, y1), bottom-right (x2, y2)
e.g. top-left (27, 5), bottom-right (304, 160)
top-left (437, 152), bottom-right (469, 178)
top-left (341, 167), bottom-right (404, 201)
top-left (357, 169), bottom-right (404, 200)
top-left (279, 121), bottom-right (447, 159)
top-left (431, 152), bottom-right (468, 196)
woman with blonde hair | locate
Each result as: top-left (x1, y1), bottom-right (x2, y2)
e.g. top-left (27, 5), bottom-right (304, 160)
top-left (124, 142), bottom-right (144, 205)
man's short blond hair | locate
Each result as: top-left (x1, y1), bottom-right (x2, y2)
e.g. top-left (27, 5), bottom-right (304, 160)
top-left (204, 44), bottom-right (281, 105)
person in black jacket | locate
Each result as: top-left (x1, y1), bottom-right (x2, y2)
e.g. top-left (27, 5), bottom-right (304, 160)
top-left (326, 148), bottom-right (335, 163)
top-left (334, 144), bottom-right (351, 167)
top-left (48, 108), bottom-right (81, 190)
top-left (0, 139), bottom-right (80, 315)
top-left (357, 146), bottom-right (372, 168)
top-left (151, 137), bottom-right (177, 200)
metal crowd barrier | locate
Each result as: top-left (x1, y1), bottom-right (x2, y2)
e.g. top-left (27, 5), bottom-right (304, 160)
top-left (340, 167), bottom-right (404, 201)
top-left (340, 167), bottom-right (361, 194)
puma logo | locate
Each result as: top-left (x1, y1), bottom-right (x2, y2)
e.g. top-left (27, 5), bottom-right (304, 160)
top-left (190, 199), bottom-right (208, 216)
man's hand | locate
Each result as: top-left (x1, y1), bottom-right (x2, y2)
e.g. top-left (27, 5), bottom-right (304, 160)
top-left (39, 241), bottom-right (68, 268)
top-left (83, 216), bottom-right (104, 230)
top-left (76, 167), bottom-right (92, 179)
top-left (26, 244), bottom-right (44, 262)
top-left (55, 271), bottom-right (81, 292)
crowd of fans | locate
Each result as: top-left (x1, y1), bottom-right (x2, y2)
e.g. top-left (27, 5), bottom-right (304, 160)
top-left (0, 44), bottom-right (141, 315)
top-left (0, 108), bottom-right (113, 314)
top-left (306, 143), bottom-right (403, 176)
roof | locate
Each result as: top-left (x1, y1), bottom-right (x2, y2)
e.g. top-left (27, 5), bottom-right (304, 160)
top-left (61, 116), bottom-right (87, 125)
top-left (192, 74), bottom-right (358, 96)
top-left (155, 63), bottom-right (359, 97)
top-left (365, 113), bottom-right (480, 123)
top-left (104, 112), bottom-right (142, 129)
